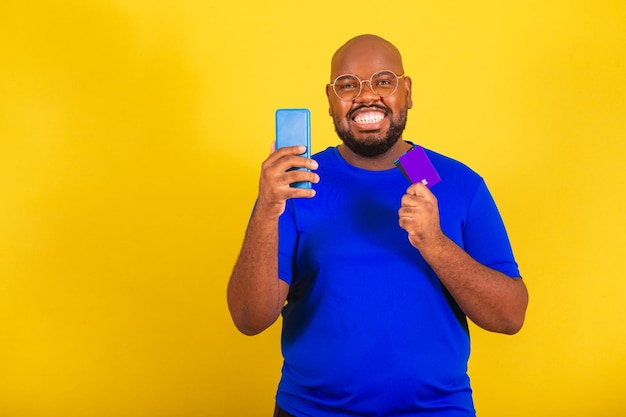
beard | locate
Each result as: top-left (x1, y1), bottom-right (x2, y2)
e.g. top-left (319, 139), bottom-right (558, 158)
top-left (333, 105), bottom-right (408, 157)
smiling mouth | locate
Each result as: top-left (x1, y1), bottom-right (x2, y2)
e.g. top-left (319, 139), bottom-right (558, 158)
top-left (352, 110), bottom-right (386, 125)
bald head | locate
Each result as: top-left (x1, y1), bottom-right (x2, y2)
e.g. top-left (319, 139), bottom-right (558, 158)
top-left (330, 34), bottom-right (404, 81)
top-left (326, 34), bottom-right (413, 160)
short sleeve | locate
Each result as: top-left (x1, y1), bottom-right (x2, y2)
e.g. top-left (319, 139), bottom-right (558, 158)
top-left (462, 180), bottom-right (521, 278)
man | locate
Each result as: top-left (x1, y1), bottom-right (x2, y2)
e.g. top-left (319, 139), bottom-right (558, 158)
top-left (227, 34), bottom-right (528, 417)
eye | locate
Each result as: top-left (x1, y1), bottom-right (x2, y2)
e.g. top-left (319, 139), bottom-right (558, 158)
top-left (371, 71), bottom-right (398, 89)
top-left (335, 76), bottom-right (359, 90)
top-left (375, 79), bottom-right (392, 87)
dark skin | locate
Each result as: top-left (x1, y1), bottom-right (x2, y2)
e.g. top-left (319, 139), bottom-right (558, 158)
top-left (227, 34), bottom-right (528, 336)
top-left (226, 143), bottom-right (316, 335)
top-left (326, 35), bottom-right (414, 169)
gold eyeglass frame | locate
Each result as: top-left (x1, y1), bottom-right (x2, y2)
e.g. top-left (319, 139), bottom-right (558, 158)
top-left (329, 70), bottom-right (406, 101)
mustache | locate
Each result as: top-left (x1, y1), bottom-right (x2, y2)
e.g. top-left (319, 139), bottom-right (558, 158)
top-left (347, 104), bottom-right (389, 119)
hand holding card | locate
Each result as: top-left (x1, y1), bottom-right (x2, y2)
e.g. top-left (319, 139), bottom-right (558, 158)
top-left (394, 146), bottom-right (441, 188)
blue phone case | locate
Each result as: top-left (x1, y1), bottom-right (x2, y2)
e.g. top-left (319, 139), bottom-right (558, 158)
top-left (275, 108), bottom-right (311, 189)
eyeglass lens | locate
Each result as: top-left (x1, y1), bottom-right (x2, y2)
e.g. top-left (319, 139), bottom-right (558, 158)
top-left (333, 71), bottom-right (400, 101)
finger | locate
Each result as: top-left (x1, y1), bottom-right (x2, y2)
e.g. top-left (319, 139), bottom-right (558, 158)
top-left (407, 183), bottom-right (439, 207)
top-left (275, 154), bottom-right (318, 174)
top-left (264, 147), bottom-right (313, 170)
top-left (283, 186), bottom-right (317, 199)
top-left (284, 169), bottom-right (320, 186)
top-left (275, 145), bottom-right (307, 156)
top-left (293, 155), bottom-right (319, 171)
top-left (400, 192), bottom-right (426, 208)
top-left (406, 182), bottom-right (429, 196)
top-left (266, 145), bottom-right (306, 163)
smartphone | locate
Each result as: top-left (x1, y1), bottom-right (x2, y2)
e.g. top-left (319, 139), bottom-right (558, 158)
top-left (394, 145), bottom-right (441, 188)
top-left (275, 108), bottom-right (311, 189)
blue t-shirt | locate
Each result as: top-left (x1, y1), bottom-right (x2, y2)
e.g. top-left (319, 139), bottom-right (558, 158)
top-left (276, 145), bottom-right (520, 417)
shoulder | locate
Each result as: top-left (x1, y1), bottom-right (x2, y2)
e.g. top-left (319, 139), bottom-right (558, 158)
top-left (423, 147), bottom-right (484, 184)
top-left (423, 148), bottom-right (478, 175)
top-left (421, 147), bottom-right (489, 203)
top-left (311, 146), bottom-right (336, 161)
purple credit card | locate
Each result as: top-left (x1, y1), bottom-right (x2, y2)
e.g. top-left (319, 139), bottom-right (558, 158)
top-left (394, 146), bottom-right (441, 188)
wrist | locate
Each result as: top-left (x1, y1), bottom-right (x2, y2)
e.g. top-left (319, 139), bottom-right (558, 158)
top-left (412, 232), bottom-right (449, 258)
top-left (252, 200), bottom-right (285, 221)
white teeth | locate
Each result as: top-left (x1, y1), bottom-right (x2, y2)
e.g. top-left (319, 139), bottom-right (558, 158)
top-left (354, 112), bottom-right (384, 124)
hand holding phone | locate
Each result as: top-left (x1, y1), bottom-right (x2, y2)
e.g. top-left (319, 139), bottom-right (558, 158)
top-left (275, 108), bottom-right (312, 189)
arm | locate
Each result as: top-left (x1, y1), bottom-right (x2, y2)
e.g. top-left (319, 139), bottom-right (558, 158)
top-left (398, 183), bottom-right (528, 335)
top-left (227, 146), bottom-right (319, 335)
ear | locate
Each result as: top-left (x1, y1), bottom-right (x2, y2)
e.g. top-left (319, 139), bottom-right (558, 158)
top-left (326, 84), bottom-right (334, 116)
top-left (404, 76), bottom-right (413, 109)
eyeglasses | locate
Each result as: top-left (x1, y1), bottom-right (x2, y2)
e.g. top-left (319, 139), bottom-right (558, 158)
top-left (329, 70), bottom-right (405, 101)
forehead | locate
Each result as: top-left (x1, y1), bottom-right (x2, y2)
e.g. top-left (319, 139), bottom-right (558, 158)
top-left (331, 39), bottom-right (403, 79)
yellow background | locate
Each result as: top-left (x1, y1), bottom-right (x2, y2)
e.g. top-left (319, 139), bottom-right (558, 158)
top-left (1, 1), bottom-right (625, 416)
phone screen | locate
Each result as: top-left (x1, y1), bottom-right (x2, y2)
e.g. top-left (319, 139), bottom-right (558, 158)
top-left (275, 108), bottom-right (311, 189)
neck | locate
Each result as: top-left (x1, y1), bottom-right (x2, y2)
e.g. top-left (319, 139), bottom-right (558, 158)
top-left (338, 139), bottom-right (413, 170)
